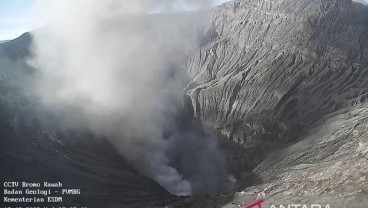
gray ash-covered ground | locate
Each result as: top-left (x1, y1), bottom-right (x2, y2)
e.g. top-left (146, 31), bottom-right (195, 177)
top-left (1, 0), bottom-right (368, 207)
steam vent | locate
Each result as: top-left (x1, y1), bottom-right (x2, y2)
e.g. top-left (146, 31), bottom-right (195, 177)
top-left (1, 0), bottom-right (368, 207)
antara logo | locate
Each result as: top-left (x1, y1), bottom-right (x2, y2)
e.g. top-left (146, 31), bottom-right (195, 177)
top-left (242, 194), bottom-right (331, 208)
top-left (270, 206), bottom-right (331, 208)
top-left (245, 199), bottom-right (264, 208)
top-left (244, 199), bottom-right (331, 208)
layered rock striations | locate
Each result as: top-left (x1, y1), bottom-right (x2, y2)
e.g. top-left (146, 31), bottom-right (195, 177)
top-left (1, 0), bottom-right (368, 207)
top-left (185, 0), bottom-right (368, 177)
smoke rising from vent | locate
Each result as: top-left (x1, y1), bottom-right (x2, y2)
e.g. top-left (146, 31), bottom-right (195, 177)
top-left (29, 0), bottom-right (233, 195)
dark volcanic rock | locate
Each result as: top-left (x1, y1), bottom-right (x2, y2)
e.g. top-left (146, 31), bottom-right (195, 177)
top-left (185, 0), bottom-right (368, 176)
top-left (170, 0), bottom-right (368, 207)
top-left (1, 0), bottom-right (368, 207)
top-left (0, 34), bottom-right (176, 208)
top-left (0, 33), bottom-right (32, 60)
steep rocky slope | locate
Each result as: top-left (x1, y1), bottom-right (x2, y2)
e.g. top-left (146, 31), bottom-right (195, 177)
top-left (1, 0), bottom-right (368, 207)
top-left (174, 0), bottom-right (368, 207)
top-left (185, 0), bottom-right (368, 179)
top-left (169, 103), bottom-right (368, 207)
top-left (249, 102), bottom-right (368, 207)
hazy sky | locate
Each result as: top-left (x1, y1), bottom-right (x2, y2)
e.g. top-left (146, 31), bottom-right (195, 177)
top-left (0, 0), bottom-right (231, 41)
top-left (1, 0), bottom-right (367, 41)
top-left (0, 0), bottom-right (35, 40)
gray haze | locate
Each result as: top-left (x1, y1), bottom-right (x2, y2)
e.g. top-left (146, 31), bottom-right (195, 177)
top-left (29, 0), bottom-right (233, 195)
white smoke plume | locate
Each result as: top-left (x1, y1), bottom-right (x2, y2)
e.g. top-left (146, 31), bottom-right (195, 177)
top-left (29, 0), bottom-right (233, 195)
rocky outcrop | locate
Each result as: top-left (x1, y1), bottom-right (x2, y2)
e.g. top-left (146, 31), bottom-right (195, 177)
top-left (250, 102), bottom-right (368, 207)
top-left (1, 0), bottom-right (368, 207)
top-left (161, 0), bottom-right (368, 207)
top-left (170, 103), bottom-right (368, 207)
top-left (185, 0), bottom-right (368, 176)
